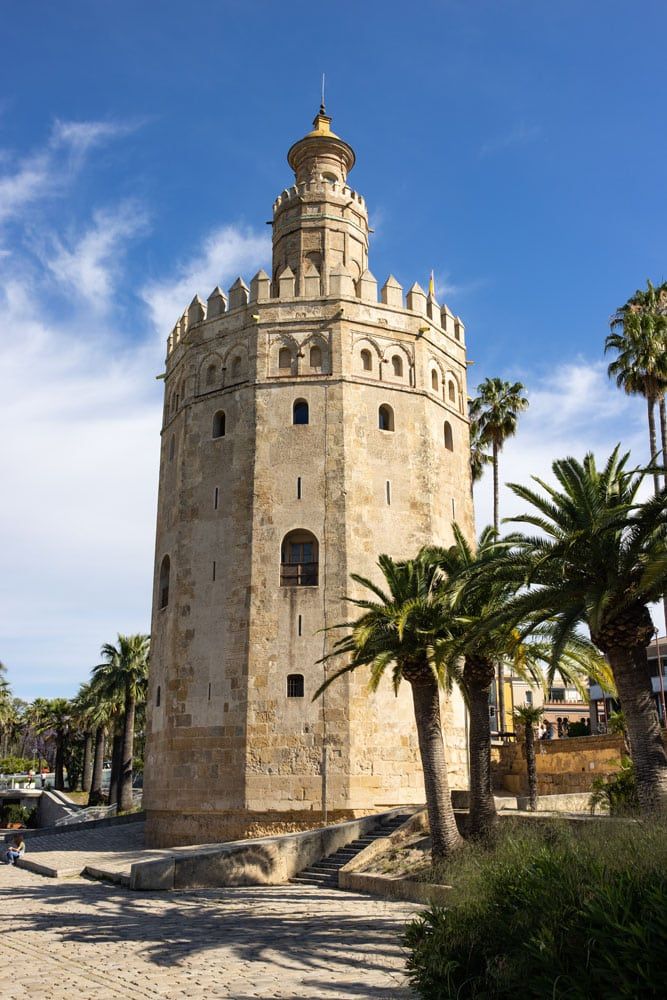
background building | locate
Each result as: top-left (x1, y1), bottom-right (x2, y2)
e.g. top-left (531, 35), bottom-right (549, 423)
top-left (142, 109), bottom-right (474, 847)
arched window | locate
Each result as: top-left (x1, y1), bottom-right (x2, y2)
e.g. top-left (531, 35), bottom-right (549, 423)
top-left (212, 411), bottom-right (226, 438)
top-left (287, 674), bottom-right (305, 698)
top-left (231, 356), bottom-right (242, 379)
top-left (310, 345), bottom-right (322, 369)
top-left (156, 685), bottom-right (161, 707)
top-left (168, 435), bottom-right (175, 461)
top-left (159, 555), bottom-right (170, 609)
top-left (431, 370), bottom-right (439, 392)
top-left (206, 364), bottom-right (216, 386)
top-left (391, 355), bottom-right (403, 378)
top-left (379, 404), bottom-right (394, 432)
top-left (448, 381), bottom-right (456, 403)
top-left (444, 421), bottom-right (453, 451)
top-left (293, 399), bottom-right (309, 425)
top-left (279, 347), bottom-right (292, 371)
top-left (281, 529), bottom-right (318, 586)
top-left (361, 349), bottom-right (372, 372)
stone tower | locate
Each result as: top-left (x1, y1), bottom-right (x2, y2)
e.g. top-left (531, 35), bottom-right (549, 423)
top-left (143, 107), bottom-right (474, 848)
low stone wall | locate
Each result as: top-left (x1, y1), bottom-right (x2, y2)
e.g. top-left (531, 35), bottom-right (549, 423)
top-left (340, 871), bottom-right (451, 905)
top-left (130, 807), bottom-right (410, 891)
top-left (492, 734), bottom-right (626, 795)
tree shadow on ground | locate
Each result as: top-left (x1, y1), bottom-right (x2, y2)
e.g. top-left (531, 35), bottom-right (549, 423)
top-left (0, 878), bottom-right (417, 997)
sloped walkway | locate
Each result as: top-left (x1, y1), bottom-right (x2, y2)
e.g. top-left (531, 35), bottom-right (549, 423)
top-left (15, 821), bottom-right (167, 881)
top-left (0, 863), bottom-right (418, 998)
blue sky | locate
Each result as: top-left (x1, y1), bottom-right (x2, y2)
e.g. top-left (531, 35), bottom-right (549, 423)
top-left (1, 1), bottom-right (665, 699)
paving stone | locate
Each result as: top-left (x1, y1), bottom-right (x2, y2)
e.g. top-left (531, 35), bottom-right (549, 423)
top-left (0, 861), bottom-right (419, 998)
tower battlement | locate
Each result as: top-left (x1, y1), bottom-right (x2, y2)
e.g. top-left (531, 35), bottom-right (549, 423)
top-left (166, 272), bottom-right (465, 357)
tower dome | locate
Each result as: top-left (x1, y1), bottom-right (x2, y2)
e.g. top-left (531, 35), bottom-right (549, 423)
top-left (287, 105), bottom-right (355, 185)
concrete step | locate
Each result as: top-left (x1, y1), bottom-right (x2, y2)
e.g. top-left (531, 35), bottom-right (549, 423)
top-left (290, 812), bottom-right (413, 890)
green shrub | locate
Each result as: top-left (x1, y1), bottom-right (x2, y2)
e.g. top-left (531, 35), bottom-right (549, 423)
top-left (0, 803), bottom-right (30, 827)
top-left (0, 756), bottom-right (40, 774)
top-left (589, 756), bottom-right (638, 815)
top-left (404, 819), bottom-right (667, 998)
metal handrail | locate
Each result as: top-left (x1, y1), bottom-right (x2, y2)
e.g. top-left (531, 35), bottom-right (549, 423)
top-left (280, 561), bottom-right (318, 586)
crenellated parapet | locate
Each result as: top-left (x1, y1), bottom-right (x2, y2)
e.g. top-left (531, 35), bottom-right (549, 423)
top-left (166, 268), bottom-right (465, 359)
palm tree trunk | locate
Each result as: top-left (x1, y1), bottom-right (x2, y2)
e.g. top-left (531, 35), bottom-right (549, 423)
top-left (89, 726), bottom-right (105, 805)
top-left (608, 644), bottom-right (667, 813)
top-left (492, 439), bottom-right (499, 534)
top-left (524, 721), bottom-right (538, 810)
top-left (496, 662), bottom-right (506, 737)
top-left (648, 398), bottom-right (660, 492)
top-left (119, 688), bottom-right (136, 813)
top-left (466, 675), bottom-right (497, 836)
top-left (409, 676), bottom-right (463, 863)
top-left (54, 733), bottom-right (65, 790)
top-left (659, 396), bottom-right (667, 489)
top-left (108, 728), bottom-right (122, 806)
top-left (81, 731), bottom-right (93, 793)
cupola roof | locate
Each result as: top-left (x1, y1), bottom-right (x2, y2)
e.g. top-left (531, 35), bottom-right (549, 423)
top-left (287, 105), bottom-right (356, 183)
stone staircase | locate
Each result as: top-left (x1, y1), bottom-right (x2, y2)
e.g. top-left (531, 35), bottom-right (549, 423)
top-left (290, 812), bottom-right (410, 889)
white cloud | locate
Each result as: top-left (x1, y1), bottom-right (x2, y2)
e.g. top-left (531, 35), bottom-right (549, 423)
top-left (0, 117), bottom-right (138, 226)
top-left (39, 202), bottom-right (149, 308)
top-left (51, 118), bottom-right (141, 156)
top-left (435, 272), bottom-right (486, 303)
top-left (472, 359), bottom-right (665, 633)
top-left (142, 224), bottom-right (271, 336)
top-left (0, 163), bottom-right (269, 700)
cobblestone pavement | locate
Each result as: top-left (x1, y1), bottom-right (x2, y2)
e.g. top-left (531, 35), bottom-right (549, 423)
top-left (16, 821), bottom-right (170, 876)
top-left (0, 863), bottom-right (418, 998)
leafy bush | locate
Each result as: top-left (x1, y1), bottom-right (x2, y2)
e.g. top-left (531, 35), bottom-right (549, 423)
top-left (404, 819), bottom-right (667, 998)
top-left (0, 803), bottom-right (30, 827)
top-left (589, 756), bottom-right (638, 815)
top-left (0, 756), bottom-right (39, 774)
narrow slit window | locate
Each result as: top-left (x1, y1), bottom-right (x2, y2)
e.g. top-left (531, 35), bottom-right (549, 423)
top-left (386, 480), bottom-right (391, 505)
top-left (431, 370), bottom-right (439, 392)
top-left (451, 498), bottom-right (456, 518)
top-left (159, 555), bottom-right (170, 609)
top-left (212, 560), bottom-right (216, 581)
top-left (444, 421), bottom-right (453, 451)
top-left (297, 476), bottom-right (302, 500)
top-left (156, 685), bottom-right (161, 707)
top-left (208, 683), bottom-right (212, 701)
top-left (287, 674), bottom-right (305, 698)
top-left (214, 487), bottom-right (219, 510)
top-left (298, 614), bottom-right (302, 637)
top-left (212, 411), bottom-right (226, 438)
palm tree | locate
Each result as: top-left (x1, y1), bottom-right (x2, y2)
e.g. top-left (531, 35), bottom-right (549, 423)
top-left (315, 554), bottom-right (463, 862)
top-left (469, 377), bottom-right (529, 535)
top-left (606, 280), bottom-right (667, 492)
top-left (93, 634), bottom-right (149, 812)
top-left (426, 527), bottom-right (611, 836)
top-left (469, 420), bottom-right (491, 492)
top-left (513, 704), bottom-right (544, 811)
top-left (498, 448), bottom-right (667, 813)
top-left (35, 699), bottom-right (73, 789)
top-left (71, 682), bottom-right (98, 794)
top-left (469, 378), bottom-right (529, 733)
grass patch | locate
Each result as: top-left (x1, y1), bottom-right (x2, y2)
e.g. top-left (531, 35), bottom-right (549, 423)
top-left (404, 818), bottom-right (667, 998)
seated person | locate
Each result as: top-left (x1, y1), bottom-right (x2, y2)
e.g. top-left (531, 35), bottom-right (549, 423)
top-left (5, 834), bottom-right (26, 865)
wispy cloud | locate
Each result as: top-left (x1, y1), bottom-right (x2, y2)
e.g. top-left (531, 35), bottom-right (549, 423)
top-left (480, 122), bottom-right (542, 157)
top-left (142, 224), bottom-right (271, 337)
top-left (0, 120), bottom-right (270, 698)
top-left (472, 359), bottom-right (665, 633)
top-left (0, 117), bottom-right (141, 226)
top-left (434, 272), bottom-right (487, 303)
top-left (37, 201), bottom-right (149, 309)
